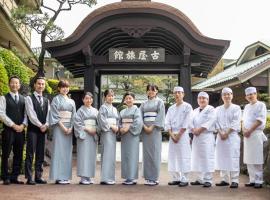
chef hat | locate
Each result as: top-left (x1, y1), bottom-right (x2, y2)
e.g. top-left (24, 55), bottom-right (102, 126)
top-left (245, 87), bottom-right (257, 95)
top-left (221, 87), bottom-right (233, 94)
top-left (198, 91), bottom-right (209, 99)
top-left (173, 86), bottom-right (184, 93)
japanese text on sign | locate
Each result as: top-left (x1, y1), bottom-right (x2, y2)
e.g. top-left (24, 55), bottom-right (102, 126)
top-left (109, 48), bottom-right (165, 62)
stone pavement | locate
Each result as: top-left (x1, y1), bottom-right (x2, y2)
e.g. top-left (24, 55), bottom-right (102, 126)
top-left (0, 161), bottom-right (269, 200)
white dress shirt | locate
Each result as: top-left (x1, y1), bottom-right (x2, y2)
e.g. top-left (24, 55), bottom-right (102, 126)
top-left (0, 92), bottom-right (28, 127)
top-left (25, 91), bottom-right (50, 128)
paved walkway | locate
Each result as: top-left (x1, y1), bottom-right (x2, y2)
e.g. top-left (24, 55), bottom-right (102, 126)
top-left (0, 161), bottom-right (269, 200)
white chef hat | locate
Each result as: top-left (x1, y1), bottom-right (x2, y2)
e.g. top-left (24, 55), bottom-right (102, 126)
top-left (198, 91), bottom-right (209, 99)
top-left (173, 86), bottom-right (184, 93)
top-left (221, 87), bottom-right (233, 94)
top-left (245, 87), bottom-right (257, 95)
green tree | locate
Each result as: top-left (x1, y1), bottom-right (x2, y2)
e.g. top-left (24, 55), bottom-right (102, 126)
top-left (12, 0), bottom-right (97, 79)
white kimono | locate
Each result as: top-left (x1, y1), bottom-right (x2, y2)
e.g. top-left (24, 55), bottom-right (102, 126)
top-left (190, 105), bottom-right (216, 173)
top-left (165, 102), bottom-right (192, 182)
top-left (215, 104), bottom-right (241, 171)
top-left (243, 101), bottom-right (267, 165)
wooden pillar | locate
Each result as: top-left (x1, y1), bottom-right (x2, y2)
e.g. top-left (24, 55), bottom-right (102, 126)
top-left (95, 72), bottom-right (101, 108)
top-left (268, 69), bottom-right (270, 106)
top-left (83, 46), bottom-right (97, 107)
top-left (179, 45), bottom-right (192, 104)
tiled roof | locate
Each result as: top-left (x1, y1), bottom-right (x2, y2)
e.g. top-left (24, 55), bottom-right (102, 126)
top-left (192, 53), bottom-right (270, 90)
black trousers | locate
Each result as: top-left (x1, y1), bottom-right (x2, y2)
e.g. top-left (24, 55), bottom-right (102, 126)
top-left (1, 127), bottom-right (25, 181)
top-left (25, 129), bottom-right (45, 180)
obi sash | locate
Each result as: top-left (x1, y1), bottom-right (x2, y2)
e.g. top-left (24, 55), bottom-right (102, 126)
top-left (59, 111), bottom-right (72, 123)
top-left (84, 119), bottom-right (96, 131)
top-left (107, 118), bottom-right (117, 126)
top-left (143, 111), bottom-right (157, 122)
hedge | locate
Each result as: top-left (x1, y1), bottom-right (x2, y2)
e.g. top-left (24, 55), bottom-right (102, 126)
top-left (0, 47), bottom-right (33, 84)
top-left (0, 58), bottom-right (9, 95)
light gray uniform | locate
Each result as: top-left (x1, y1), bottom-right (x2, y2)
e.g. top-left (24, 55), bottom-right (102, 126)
top-left (120, 105), bottom-right (143, 180)
top-left (74, 105), bottom-right (98, 179)
top-left (140, 97), bottom-right (165, 181)
top-left (97, 103), bottom-right (119, 182)
top-left (49, 94), bottom-right (76, 181)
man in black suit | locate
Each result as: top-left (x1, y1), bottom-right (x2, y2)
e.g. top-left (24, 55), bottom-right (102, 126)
top-left (25, 77), bottom-right (49, 185)
top-left (0, 76), bottom-right (27, 185)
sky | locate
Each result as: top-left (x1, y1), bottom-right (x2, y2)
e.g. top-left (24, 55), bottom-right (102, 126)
top-left (31, 0), bottom-right (270, 59)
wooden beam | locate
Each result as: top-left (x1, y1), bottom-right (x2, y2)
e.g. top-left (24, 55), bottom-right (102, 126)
top-left (180, 45), bottom-right (192, 104)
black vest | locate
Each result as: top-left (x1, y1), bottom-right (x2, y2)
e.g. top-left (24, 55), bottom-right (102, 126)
top-left (4, 93), bottom-right (25, 127)
top-left (28, 94), bottom-right (49, 132)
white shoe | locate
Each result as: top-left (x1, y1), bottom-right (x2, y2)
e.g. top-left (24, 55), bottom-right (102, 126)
top-left (122, 180), bottom-right (136, 185)
top-left (58, 180), bottom-right (70, 185)
top-left (89, 179), bottom-right (94, 184)
top-left (107, 181), bottom-right (115, 185)
top-left (144, 180), bottom-right (158, 186)
top-left (80, 179), bottom-right (90, 185)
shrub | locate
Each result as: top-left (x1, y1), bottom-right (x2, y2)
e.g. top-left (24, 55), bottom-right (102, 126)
top-left (265, 116), bottom-right (270, 135)
top-left (0, 58), bottom-right (9, 95)
top-left (0, 47), bottom-right (34, 84)
top-left (47, 79), bottom-right (59, 95)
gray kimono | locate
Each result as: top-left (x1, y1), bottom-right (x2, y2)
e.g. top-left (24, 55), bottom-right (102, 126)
top-left (120, 105), bottom-right (143, 180)
top-left (140, 97), bottom-right (165, 181)
top-left (74, 105), bottom-right (98, 178)
top-left (97, 103), bottom-right (119, 182)
top-left (49, 94), bottom-right (76, 181)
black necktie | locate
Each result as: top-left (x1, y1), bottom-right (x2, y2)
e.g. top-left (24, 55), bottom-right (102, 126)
top-left (14, 95), bottom-right (18, 104)
top-left (38, 95), bottom-right (43, 108)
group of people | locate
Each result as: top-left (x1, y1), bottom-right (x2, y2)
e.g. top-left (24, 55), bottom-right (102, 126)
top-left (0, 76), bottom-right (267, 189)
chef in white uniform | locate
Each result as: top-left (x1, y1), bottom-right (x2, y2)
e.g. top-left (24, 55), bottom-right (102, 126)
top-left (165, 86), bottom-right (193, 187)
top-left (190, 91), bottom-right (216, 188)
top-left (215, 87), bottom-right (241, 189)
top-left (243, 87), bottom-right (267, 189)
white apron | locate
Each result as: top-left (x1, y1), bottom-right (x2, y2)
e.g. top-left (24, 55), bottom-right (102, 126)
top-left (168, 131), bottom-right (191, 173)
top-left (191, 132), bottom-right (215, 172)
top-left (215, 132), bottom-right (240, 171)
top-left (244, 130), bottom-right (266, 164)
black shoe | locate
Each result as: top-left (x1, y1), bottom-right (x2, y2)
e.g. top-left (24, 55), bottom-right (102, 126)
top-left (26, 179), bottom-right (36, 185)
top-left (178, 182), bottom-right (189, 187)
top-left (3, 179), bottom-right (10, 185)
top-left (10, 179), bottom-right (24, 184)
top-left (35, 179), bottom-right (47, 184)
top-left (254, 183), bottom-right (263, 189)
top-left (215, 181), bottom-right (229, 186)
top-left (203, 182), bottom-right (212, 188)
top-left (190, 180), bottom-right (203, 185)
top-left (168, 181), bottom-right (181, 185)
top-left (245, 182), bottom-right (255, 187)
top-left (230, 182), bottom-right (238, 188)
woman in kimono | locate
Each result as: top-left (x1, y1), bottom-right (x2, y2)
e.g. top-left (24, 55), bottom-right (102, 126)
top-left (140, 84), bottom-right (165, 186)
top-left (119, 92), bottom-right (143, 185)
top-left (97, 89), bottom-right (119, 185)
top-left (215, 88), bottom-right (241, 189)
top-left (190, 91), bottom-right (216, 188)
top-left (74, 92), bottom-right (98, 185)
top-left (49, 80), bottom-right (76, 185)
